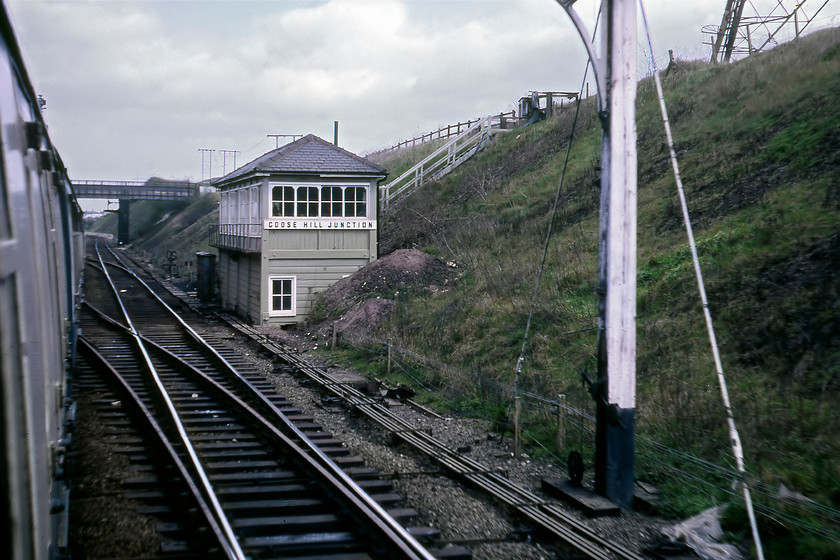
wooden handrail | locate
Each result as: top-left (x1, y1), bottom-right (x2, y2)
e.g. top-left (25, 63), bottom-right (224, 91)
top-left (379, 115), bottom-right (505, 209)
top-left (370, 111), bottom-right (518, 155)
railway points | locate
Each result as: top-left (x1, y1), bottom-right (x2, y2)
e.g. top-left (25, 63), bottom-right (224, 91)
top-left (12, 0), bottom-right (831, 556)
top-left (73, 239), bottom-right (467, 559)
top-left (93, 240), bottom-right (660, 560)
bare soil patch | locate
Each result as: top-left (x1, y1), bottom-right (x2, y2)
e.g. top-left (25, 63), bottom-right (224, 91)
top-left (316, 248), bottom-right (457, 335)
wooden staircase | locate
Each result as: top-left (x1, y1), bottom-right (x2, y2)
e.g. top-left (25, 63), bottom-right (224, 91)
top-left (378, 115), bottom-right (508, 209)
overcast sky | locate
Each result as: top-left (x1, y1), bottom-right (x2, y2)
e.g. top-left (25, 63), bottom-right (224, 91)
top-left (7, 0), bottom-right (839, 205)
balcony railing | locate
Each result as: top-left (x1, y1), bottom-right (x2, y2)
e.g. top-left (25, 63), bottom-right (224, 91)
top-left (209, 223), bottom-right (262, 253)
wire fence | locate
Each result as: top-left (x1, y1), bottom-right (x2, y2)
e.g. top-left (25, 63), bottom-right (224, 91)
top-left (334, 328), bottom-right (840, 543)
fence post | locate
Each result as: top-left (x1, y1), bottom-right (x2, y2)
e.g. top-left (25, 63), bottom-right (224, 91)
top-left (332, 321), bottom-right (338, 349)
top-left (556, 394), bottom-right (565, 455)
top-left (387, 338), bottom-right (392, 374)
top-left (513, 396), bottom-right (522, 458)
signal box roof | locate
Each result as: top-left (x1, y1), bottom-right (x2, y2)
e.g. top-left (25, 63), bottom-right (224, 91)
top-left (213, 134), bottom-right (386, 188)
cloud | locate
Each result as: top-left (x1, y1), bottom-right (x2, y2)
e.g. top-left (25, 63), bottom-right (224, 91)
top-left (13, 0), bottom-right (832, 185)
top-left (11, 0), bottom-right (583, 180)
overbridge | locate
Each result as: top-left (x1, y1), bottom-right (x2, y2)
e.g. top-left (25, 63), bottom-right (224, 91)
top-left (73, 179), bottom-right (204, 244)
top-left (73, 179), bottom-right (201, 200)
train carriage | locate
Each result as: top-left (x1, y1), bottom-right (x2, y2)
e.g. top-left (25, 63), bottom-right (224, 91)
top-left (0, 3), bottom-right (84, 559)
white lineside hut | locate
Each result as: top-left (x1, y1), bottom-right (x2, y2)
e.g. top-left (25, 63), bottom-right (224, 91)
top-left (211, 134), bottom-right (387, 325)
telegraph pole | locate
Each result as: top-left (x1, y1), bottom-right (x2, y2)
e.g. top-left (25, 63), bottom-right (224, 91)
top-left (555, 0), bottom-right (637, 508)
top-left (219, 150), bottom-right (240, 176)
top-left (198, 148), bottom-right (215, 181)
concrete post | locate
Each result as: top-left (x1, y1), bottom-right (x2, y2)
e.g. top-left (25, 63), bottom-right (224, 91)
top-left (556, 395), bottom-right (566, 454)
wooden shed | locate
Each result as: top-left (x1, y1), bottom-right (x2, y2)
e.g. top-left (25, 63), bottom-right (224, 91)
top-left (210, 134), bottom-right (386, 325)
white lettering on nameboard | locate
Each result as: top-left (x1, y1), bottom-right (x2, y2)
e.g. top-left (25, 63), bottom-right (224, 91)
top-left (264, 219), bottom-right (376, 230)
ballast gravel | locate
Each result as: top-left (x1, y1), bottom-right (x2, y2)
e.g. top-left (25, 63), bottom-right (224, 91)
top-left (223, 327), bottom-right (666, 560)
top-left (70, 249), bottom-right (667, 559)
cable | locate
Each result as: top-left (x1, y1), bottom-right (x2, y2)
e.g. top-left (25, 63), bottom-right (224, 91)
top-left (340, 332), bottom-right (840, 538)
top-left (513, 6), bottom-right (600, 394)
top-left (639, 1), bottom-right (764, 557)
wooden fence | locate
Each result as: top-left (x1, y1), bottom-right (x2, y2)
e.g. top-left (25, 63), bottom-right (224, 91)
top-left (376, 111), bottom-right (518, 154)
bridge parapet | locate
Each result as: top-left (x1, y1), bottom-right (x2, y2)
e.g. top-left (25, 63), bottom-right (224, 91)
top-left (73, 180), bottom-right (203, 200)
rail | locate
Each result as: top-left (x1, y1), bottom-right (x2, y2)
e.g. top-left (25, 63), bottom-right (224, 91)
top-left (224, 316), bottom-right (646, 560)
top-left (83, 244), bottom-right (438, 560)
top-left (109, 245), bottom-right (435, 559)
top-left (91, 242), bottom-right (246, 559)
top-left (77, 337), bottom-right (239, 558)
top-left (379, 115), bottom-right (505, 209)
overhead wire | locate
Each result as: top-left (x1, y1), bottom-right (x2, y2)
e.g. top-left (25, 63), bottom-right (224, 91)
top-left (640, 450), bottom-right (840, 541)
top-left (386, 350), bottom-right (839, 539)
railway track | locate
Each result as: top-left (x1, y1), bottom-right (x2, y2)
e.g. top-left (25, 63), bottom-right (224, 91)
top-left (77, 240), bottom-right (652, 560)
top-left (75, 241), bottom-right (456, 559)
top-left (222, 320), bottom-right (651, 560)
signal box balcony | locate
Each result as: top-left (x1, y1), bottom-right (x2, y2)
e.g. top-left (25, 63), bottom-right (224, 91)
top-left (209, 223), bottom-right (261, 253)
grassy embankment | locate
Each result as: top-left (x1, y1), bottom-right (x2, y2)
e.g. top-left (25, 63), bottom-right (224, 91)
top-left (86, 28), bottom-right (840, 557)
top-left (362, 28), bottom-right (840, 558)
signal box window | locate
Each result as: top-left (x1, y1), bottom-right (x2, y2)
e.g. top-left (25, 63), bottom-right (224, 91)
top-left (270, 184), bottom-right (368, 219)
top-left (345, 187), bottom-right (366, 217)
top-left (269, 276), bottom-right (295, 316)
top-left (296, 186), bottom-right (319, 217)
top-left (321, 186), bottom-right (343, 217)
top-left (272, 186), bottom-right (294, 217)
